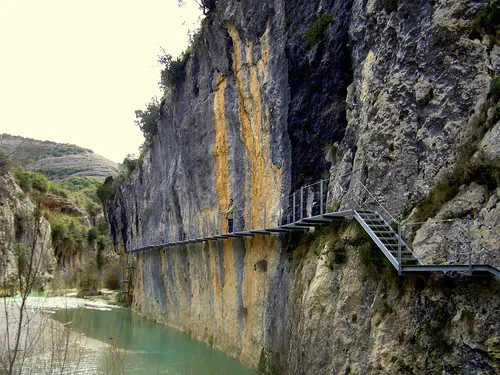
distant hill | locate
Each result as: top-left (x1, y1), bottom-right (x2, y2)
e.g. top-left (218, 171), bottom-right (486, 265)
top-left (0, 134), bottom-right (121, 180)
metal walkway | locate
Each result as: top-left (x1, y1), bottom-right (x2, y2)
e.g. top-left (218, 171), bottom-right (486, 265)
top-left (130, 179), bottom-right (499, 277)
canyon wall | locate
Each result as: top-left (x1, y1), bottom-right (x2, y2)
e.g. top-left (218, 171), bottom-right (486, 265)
top-left (0, 174), bottom-right (54, 291)
top-left (107, 0), bottom-right (499, 373)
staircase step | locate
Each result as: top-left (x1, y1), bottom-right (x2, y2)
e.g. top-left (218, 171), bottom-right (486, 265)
top-left (369, 224), bottom-right (393, 229)
top-left (372, 230), bottom-right (396, 235)
top-left (392, 254), bottom-right (417, 259)
top-left (365, 220), bottom-right (386, 226)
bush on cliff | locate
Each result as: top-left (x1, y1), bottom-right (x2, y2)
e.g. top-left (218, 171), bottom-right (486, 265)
top-left (159, 51), bottom-right (190, 90)
top-left (14, 169), bottom-right (49, 193)
top-left (0, 152), bottom-right (10, 175)
top-left (45, 212), bottom-right (89, 257)
top-left (96, 176), bottom-right (114, 204)
top-left (303, 13), bottom-right (334, 46)
top-left (135, 98), bottom-right (160, 145)
top-left (472, 0), bottom-right (500, 37)
top-left (103, 261), bottom-right (121, 290)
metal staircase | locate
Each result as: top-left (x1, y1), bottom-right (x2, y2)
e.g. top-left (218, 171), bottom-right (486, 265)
top-left (353, 210), bottom-right (421, 272)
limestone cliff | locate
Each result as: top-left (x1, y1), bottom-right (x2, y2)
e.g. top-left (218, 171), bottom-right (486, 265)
top-left (106, 0), bottom-right (499, 373)
top-left (0, 174), bottom-right (55, 292)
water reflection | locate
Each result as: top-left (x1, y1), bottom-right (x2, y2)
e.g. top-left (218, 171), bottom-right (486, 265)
top-left (50, 307), bottom-right (256, 375)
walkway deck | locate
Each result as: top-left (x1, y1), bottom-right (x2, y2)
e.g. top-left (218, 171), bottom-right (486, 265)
top-left (129, 180), bottom-right (499, 277)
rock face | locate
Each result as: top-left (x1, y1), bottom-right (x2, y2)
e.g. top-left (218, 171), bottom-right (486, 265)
top-left (0, 174), bottom-right (55, 291)
top-left (106, 0), bottom-right (499, 373)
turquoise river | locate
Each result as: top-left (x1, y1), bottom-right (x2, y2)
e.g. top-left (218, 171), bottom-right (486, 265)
top-left (50, 306), bottom-right (257, 375)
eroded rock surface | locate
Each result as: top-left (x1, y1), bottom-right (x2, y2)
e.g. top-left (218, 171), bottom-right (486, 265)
top-left (106, 0), bottom-right (499, 373)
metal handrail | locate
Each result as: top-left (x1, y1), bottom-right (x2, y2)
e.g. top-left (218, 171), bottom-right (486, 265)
top-left (129, 177), bottom-right (498, 277)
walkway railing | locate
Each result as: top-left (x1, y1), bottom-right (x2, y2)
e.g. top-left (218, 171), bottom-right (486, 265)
top-left (129, 176), bottom-right (499, 276)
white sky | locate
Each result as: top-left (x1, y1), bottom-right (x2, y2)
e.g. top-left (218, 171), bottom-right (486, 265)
top-left (0, 0), bottom-right (201, 163)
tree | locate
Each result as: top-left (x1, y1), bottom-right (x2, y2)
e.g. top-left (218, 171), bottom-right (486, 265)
top-left (157, 47), bottom-right (190, 90)
top-left (96, 176), bottom-right (115, 205)
top-left (177, 0), bottom-right (217, 15)
top-left (122, 154), bottom-right (139, 176)
top-left (1, 205), bottom-right (48, 374)
top-left (135, 98), bottom-right (160, 144)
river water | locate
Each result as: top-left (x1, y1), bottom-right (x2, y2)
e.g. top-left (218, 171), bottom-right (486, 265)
top-left (49, 306), bottom-right (257, 375)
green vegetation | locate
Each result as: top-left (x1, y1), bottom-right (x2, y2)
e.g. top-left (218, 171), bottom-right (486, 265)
top-left (331, 240), bottom-right (347, 264)
top-left (413, 88), bottom-right (500, 223)
top-left (303, 13), bottom-right (335, 46)
top-left (159, 51), bottom-right (191, 90)
top-left (135, 98), bottom-right (160, 145)
top-left (103, 261), bottom-right (121, 290)
top-left (324, 142), bottom-right (338, 163)
top-left (0, 152), bottom-right (11, 175)
top-left (344, 226), bottom-right (396, 280)
top-left (45, 212), bottom-right (89, 257)
top-left (77, 259), bottom-right (99, 294)
top-left (177, 0), bottom-right (217, 14)
top-left (415, 154), bottom-right (500, 223)
top-left (384, 0), bottom-right (398, 12)
top-left (14, 169), bottom-right (49, 193)
top-left (56, 176), bottom-right (101, 192)
top-left (40, 167), bottom-right (82, 179)
top-left (490, 76), bottom-right (500, 101)
top-left (41, 143), bottom-right (89, 158)
top-left (492, 103), bottom-right (500, 123)
top-left (472, 0), bottom-right (500, 37)
top-left (122, 154), bottom-right (139, 176)
top-left (96, 176), bottom-right (115, 204)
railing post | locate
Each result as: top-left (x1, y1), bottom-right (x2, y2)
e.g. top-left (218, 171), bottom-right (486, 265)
top-left (293, 193), bottom-right (296, 223)
top-left (320, 180), bottom-right (324, 215)
top-left (398, 221), bottom-right (402, 276)
top-left (467, 214), bottom-right (472, 275)
top-left (300, 187), bottom-right (304, 219)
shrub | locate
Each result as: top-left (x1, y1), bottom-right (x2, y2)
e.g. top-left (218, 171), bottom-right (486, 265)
top-left (45, 212), bottom-right (89, 257)
top-left (0, 152), bottom-right (10, 175)
top-left (87, 227), bottom-right (99, 245)
top-left (57, 176), bottom-right (101, 192)
top-left (490, 76), bottom-right (500, 101)
top-left (415, 153), bottom-right (500, 223)
top-left (159, 51), bottom-right (190, 90)
top-left (122, 154), bottom-right (139, 176)
top-left (30, 172), bottom-right (49, 193)
top-left (384, 0), bottom-right (398, 12)
top-left (199, 0), bottom-right (217, 14)
top-left (472, 0), bottom-right (500, 36)
top-left (77, 260), bottom-right (99, 293)
top-left (96, 176), bottom-right (114, 204)
top-left (332, 246), bottom-right (346, 264)
top-left (103, 262), bottom-right (121, 290)
top-left (14, 170), bottom-right (49, 193)
top-left (135, 98), bottom-right (160, 144)
top-left (492, 103), bottom-right (500, 124)
top-left (303, 13), bottom-right (335, 46)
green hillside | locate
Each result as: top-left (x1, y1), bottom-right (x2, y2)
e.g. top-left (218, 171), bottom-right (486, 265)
top-left (0, 134), bottom-right (120, 180)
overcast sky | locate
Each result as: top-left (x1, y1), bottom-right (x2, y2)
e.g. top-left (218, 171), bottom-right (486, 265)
top-left (0, 0), bottom-right (201, 163)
